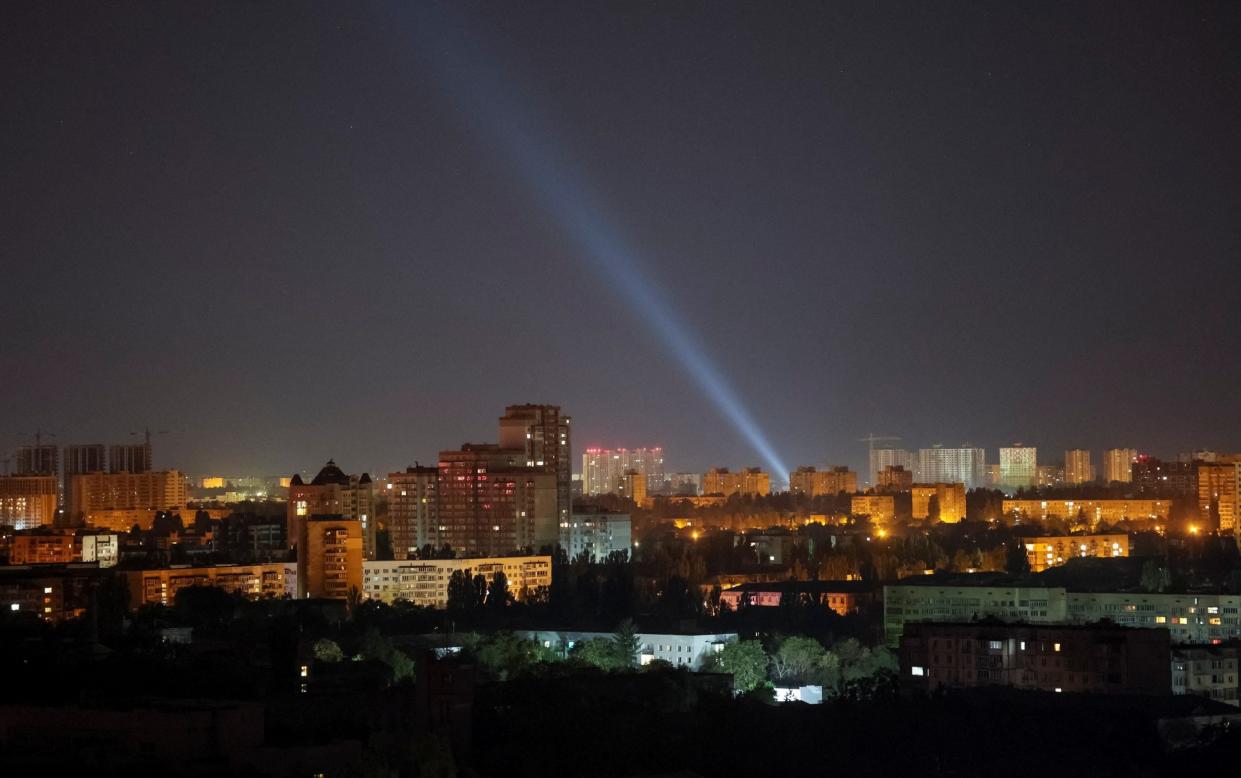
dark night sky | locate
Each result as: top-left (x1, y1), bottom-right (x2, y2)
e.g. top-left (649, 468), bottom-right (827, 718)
top-left (3, 1), bottom-right (1239, 479)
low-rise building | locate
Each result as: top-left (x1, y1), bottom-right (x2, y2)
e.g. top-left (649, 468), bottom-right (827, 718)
top-left (911, 483), bottom-right (966, 523)
top-left (884, 579), bottom-right (1067, 645)
top-left (900, 621), bottom-right (1171, 695)
top-left (789, 466), bottom-right (857, 498)
top-left (1024, 534), bottom-right (1130, 572)
top-left (362, 556), bottom-right (552, 608)
top-left (1003, 499), bottom-right (1171, 526)
top-left (123, 563), bottom-right (288, 608)
top-left (702, 467), bottom-right (771, 498)
top-left (1172, 646), bottom-right (1239, 706)
top-left (6, 529), bottom-right (120, 566)
top-left (519, 629), bottom-right (736, 669)
top-left (719, 580), bottom-right (876, 616)
top-left (1065, 591), bottom-right (1241, 645)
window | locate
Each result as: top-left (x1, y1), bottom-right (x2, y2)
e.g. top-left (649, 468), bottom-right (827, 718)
top-left (911, 666), bottom-right (925, 677)
top-left (989, 640), bottom-right (1002, 650)
top-left (1053, 643), bottom-right (1062, 652)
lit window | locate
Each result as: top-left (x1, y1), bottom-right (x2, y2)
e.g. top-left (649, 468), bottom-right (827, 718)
top-left (989, 640), bottom-right (1002, 650)
top-left (911, 666), bottom-right (925, 677)
top-left (43, 587), bottom-right (52, 594)
top-left (1053, 643), bottom-right (1061, 652)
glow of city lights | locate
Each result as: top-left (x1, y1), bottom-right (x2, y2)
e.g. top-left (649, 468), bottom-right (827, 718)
top-left (398, 7), bottom-right (790, 479)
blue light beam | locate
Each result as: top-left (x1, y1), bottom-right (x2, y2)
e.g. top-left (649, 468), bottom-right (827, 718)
top-left (399, 7), bottom-right (790, 479)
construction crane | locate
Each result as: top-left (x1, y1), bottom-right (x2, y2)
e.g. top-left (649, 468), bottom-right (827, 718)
top-left (129, 427), bottom-right (170, 469)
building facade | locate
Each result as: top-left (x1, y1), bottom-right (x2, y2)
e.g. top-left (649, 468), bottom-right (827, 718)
top-left (1003, 499), bottom-right (1171, 525)
top-left (0, 475), bottom-right (58, 529)
top-left (287, 460), bottom-right (375, 558)
top-left (1171, 646), bottom-right (1239, 706)
top-left (998, 446), bottom-right (1037, 490)
top-left (917, 447), bottom-right (986, 489)
top-left (1102, 449), bottom-right (1138, 484)
top-left (109, 443), bottom-right (151, 474)
top-left (702, 467), bottom-right (771, 498)
top-left (1064, 449), bottom-right (1095, 485)
top-left (1024, 534), bottom-right (1129, 573)
top-left (66, 470), bottom-right (186, 526)
top-left (911, 483), bottom-right (966, 523)
top-left (362, 555), bottom-right (552, 607)
top-left (498, 404), bottom-right (572, 527)
top-left (386, 465), bottom-right (438, 559)
top-left (869, 448), bottom-right (913, 488)
top-left (297, 515), bottom-right (363, 599)
top-left (789, 466), bottom-right (857, 498)
top-left (580, 447), bottom-right (664, 495)
top-left (437, 445), bottom-right (558, 556)
top-left (562, 512), bottom-right (632, 561)
top-left (851, 494), bottom-right (895, 524)
top-left (1197, 461), bottom-right (1241, 532)
top-left (899, 622), bottom-right (1172, 695)
top-left (124, 563), bottom-right (288, 607)
top-left (519, 629), bottom-right (737, 670)
top-left (876, 465), bottom-right (913, 493)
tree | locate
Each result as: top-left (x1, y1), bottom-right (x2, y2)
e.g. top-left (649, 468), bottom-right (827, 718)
top-left (571, 638), bottom-right (623, 671)
top-left (1005, 542), bottom-right (1031, 575)
top-left (360, 627), bottom-right (415, 683)
top-left (486, 571), bottom-right (511, 610)
top-left (312, 637), bottom-right (344, 662)
top-left (611, 619), bottom-right (641, 669)
top-left (770, 636), bottom-right (826, 684)
top-left (708, 640), bottom-right (769, 693)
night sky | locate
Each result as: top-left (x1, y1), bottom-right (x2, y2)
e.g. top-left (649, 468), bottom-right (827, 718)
top-left (3, 2), bottom-right (1239, 479)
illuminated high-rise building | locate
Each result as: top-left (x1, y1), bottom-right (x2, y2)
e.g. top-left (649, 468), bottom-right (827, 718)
top-left (287, 460), bottom-right (375, 559)
top-left (999, 445), bottom-right (1037, 490)
top-left (386, 465), bottom-right (438, 558)
top-left (876, 465), bottom-right (914, 492)
top-left (1132, 455), bottom-right (1196, 496)
top-left (1102, 448), bottom-right (1138, 483)
top-left (789, 466), bottom-right (857, 497)
top-left (618, 470), bottom-right (647, 505)
top-left (297, 515), bottom-right (363, 599)
top-left (1064, 449), bottom-right (1094, 485)
top-left (912, 482), bottom-right (966, 522)
top-left (436, 444), bottom-right (558, 556)
top-left (499, 404), bottom-right (572, 526)
top-left (580, 447), bottom-right (664, 495)
top-left (66, 469), bottom-right (187, 528)
top-left (869, 448), bottom-right (912, 487)
top-left (917, 446), bottom-right (985, 489)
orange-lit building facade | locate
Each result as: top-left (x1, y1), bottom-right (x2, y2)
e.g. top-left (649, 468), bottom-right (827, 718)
top-left (1024, 534), bottom-right (1130, 572)
top-left (912, 483), bottom-right (966, 523)
top-left (1003, 498), bottom-right (1171, 526)
top-left (851, 494), bottom-right (895, 524)
top-left (789, 466), bottom-right (857, 498)
top-left (1197, 460), bottom-right (1241, 533)
top-left (297, 516), bottom-right (363, 599)
top-left (0, 475), bottom-right (58, 530)
top-left (876, 465), bottom-right (914, 493)
top-left (124, 563), bottom-right (288, 607)
top-left (719, 580), bottom-right (876, 616)
top-left (67, 469), bottom-right (186, 526)
top-left (287, 460), bottom-right (374, 558)
top-left (702, 467), bottom-right (771, 498)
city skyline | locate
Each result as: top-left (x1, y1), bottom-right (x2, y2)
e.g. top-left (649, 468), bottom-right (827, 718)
top-left (3, 3), bottom-right (1239, 481)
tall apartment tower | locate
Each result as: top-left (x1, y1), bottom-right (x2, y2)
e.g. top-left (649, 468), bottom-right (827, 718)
top-left (999, 445), bottom-right (1038, 490)
top-left (1197, 460), bottom-right (1241, 533)
top-left (1064, 449), bottom-right (1095, 485)
top-left (498, 404), bottom-right (572, 526)
top-left (287, 460), bottom-right (375, 559)
top-left (15, 445), bottom-right (58, 476)
top-left (436, 444), bottom-right (558, 556)
top-left (109, 443), bottom-right (151, 473)
top-left (917, 446), bottom-right (985, 489)
top-left (1102, 449), bottom-right (1138, 483)
top-left (581, 447), bottom-right (665, 495)
top-left (387, 465), bottom-right (439, 558)
top-left (63, 444), bottom-right (106, 516)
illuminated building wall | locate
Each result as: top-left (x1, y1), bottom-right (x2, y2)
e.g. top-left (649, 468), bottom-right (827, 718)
top-left (498, 404), bottom-right (572, 527)
top-left (1172, 646), bottom-right (1239, 706)
top-left (561, 512), bottom-right (631, 562)
top-left (1197, 461), bottom-right (1241, 532)
top-left (124, 563), bottom-right (288, 607)
top-left (911, 483), bottom-right (966, 523)
top-left (437, 444), bottom-right (558, 556)
top-left (916, 447), bottom-right (985, 489)
top-left (876, 465), bottom-right (913, 492)
top-left (789, 466), bottom-right (857, 498)
top-left (386, 465), bottom-right (438, 559)
top-left (883, 583), bottom-right (1068, 645)
top-left (1066, 592), bottom-right (1241, 644)
top-left (62, 444), bottom-right (106, 511)
top-left (287, 460), bottom-right (374, 558)
top-left (4, 530), bottom-right (113, 565)
top-left (1024, 534), bottom-right (1129, 572)
top-left (998, 446), bottom-right (1037, 489)
top-left (0, 475), bottom-right (58, 529)
top-left (199, 477), bottom-right (226, 489)
top-left (1103, 448), bottom-right (1137, 483)
top-left (851, 494), bottom-right (895, 524)
top-left (869, 448), bottom-right (913, 488)
top-left (900, 622), bottom-right (1171, 695)
top-left (618, 470), bottom-right (646, 505)
top-left (702, 467), bottom-right (771, 497)
top-left (1064, 449), bottom-right (1094, 485)
top-left (67, 469), bottom-right (186, 523)
top-left (363, 555), bottom-right (551, 607)
top-left (297, 516), bottom-right (363, 599)
top-left (581, 447), bottom-right (665, 495)
top-left (1003, 499), bottom-right (1171, 525)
